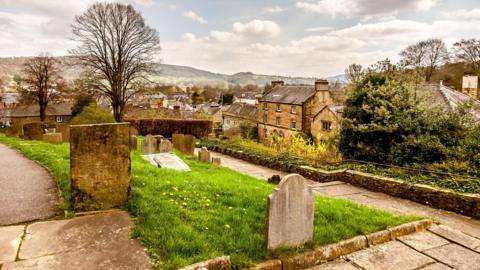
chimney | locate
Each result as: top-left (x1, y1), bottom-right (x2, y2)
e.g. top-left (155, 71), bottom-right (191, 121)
top-left (315, 79), bottom-right (329, 92)
top-left (271, 80), bottom-right (284, 89)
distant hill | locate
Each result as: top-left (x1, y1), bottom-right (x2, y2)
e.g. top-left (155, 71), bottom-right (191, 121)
top-left (0, 56), bottom-right (346, 90)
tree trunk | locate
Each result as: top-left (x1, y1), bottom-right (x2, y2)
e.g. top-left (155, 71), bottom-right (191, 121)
top-left (39, 103), bottom-right (47, 122)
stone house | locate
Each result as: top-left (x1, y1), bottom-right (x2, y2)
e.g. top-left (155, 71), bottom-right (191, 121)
top-left (222, 103), bottom-right (258, 134)
top-left (311, 105), bottom-right (344, 140)
top-left (0, 102), bottom-right (73, 126)
top-left (257, 80), bottom-right (338, 143)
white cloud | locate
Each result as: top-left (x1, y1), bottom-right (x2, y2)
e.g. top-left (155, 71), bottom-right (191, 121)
top-left (304, 26), bottom-right (335, 32)
top-left (443, 8), bottom-right (480, 20)
top-left (183, 10), bottom-right (207, 24)
top-left (264, 6), bottom-right (286, 13)
top-left (296, 0), bottom-right (439, 18)
top-left (233, 20), bottom-right (281, 38)
top-left (132, 0), bottom-right (155, 7)
top-left (169, 4), bottom-right (176, 10)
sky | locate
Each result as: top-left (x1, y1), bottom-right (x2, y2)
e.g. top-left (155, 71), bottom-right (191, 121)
top-left (0, 0), bottom-right (479, 77)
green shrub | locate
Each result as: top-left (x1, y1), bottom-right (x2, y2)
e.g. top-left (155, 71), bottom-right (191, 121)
top-left (70, 103), bottom-right (115, 125)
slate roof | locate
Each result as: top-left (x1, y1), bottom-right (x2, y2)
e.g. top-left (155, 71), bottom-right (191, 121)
top-left (259, 85), bottom-right (315, 105)
top-left (0, 102), bottom-right (73, 118)
top-left (223, 102), bottom-right (258, 121)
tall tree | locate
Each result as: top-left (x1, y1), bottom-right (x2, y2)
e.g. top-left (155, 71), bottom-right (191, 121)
top-left (453, 38), bottom-right (480, 74)
top-left (21, 54), bottom-right (64, 121)
top-left (345, 63), bottom-right (365, 84)
top-left (399, 38), bottom-right (449, 82)
top-left (70, 2), bottom-right (160, 122)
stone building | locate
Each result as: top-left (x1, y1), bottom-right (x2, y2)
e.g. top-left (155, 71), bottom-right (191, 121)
top-left (222, 103), bottom-right (257, 134)
top-left (0, 102), bottom-right (73, 126)
top-left (462, 75), bottom-right (480, 100)
top-left (311, 105), bottom-right (344, 140)
top-left (257, 80), bottom-right (338, 142)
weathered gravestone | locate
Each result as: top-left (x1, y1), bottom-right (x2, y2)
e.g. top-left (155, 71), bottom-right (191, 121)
top-left (23, 122), bottom-right (46, 140)
top-left (158, 139), bottom-right (173, 153)
top-left (130, 135), bottom-right (138, 151)
top-left (70, 123), bottom-right (131, 211)
top-left (172, 133), bottom-right (196, 155)
top-left (198, 147), bottom-right (211, 163)
top-left (212, 157), bottom-right (221, 165)
top-left (142, 134), bottom-right (158, 154)
top-left (42, 133), bottom-right (63, 144)
top-left (266, 174), bottom-right (315, 250)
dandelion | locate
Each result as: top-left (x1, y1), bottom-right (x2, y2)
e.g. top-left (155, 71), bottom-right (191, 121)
top-left (224, 224), bottom-right (231, 229)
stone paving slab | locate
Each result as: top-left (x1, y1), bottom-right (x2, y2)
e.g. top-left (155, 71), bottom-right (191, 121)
top-left (2, 210), bottom-right (152, 270)
top-left (307, 259), bottom-right (359, 269)
top-left (419, 263), bottom-right (452, 270)
top-left (0, 144), bottom-right (59, 225)
top-left (0, 225), bottom-right (24, 263)
top-left (424, 243), bottom-right (480, 269)
top-left (398, 231), bottom-right (450, 252)
top-left (346, 241), bottom-right (434, 270)
top-left (429, 225), bottom-right (480, 251)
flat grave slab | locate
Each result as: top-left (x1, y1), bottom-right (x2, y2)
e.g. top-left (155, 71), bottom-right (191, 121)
top-left (143, 153), bottom-right (191, 172)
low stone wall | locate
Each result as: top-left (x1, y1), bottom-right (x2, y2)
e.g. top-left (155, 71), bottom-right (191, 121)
top-left (202, 144), bottom-right (480, 219)
top-left (179, 256), bottom-right (231, 270)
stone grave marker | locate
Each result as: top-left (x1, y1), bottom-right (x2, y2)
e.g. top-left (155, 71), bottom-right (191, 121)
top-left (42, 133), bottom-right (63, 144)
top-left (266, 174), bottom-right (315, 250)
top-left (70, 123), bottom-right (131, 211)
top-left (183, 134), bottom-right (196, 155)
top-left (130, 135), bottom-right (138, 151)
top-left (159, 139), bottom-right (173, 153)
top-left (212, 157), bottom-right (221, 165)
top-left (172, 133), bottom-right (185, 152)
top-left (198, 147), bottom-right (211, 163)
top-left (141, 134), bottom-right (158, 154)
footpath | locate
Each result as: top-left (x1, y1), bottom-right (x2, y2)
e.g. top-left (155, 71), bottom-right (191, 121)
top-left (0, 144), bottom-right (151, 270)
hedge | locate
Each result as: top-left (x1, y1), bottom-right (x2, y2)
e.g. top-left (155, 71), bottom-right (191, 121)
top-left (128, 119), bottom-right (213, 138)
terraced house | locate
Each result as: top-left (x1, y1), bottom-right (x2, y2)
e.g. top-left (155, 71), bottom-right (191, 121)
top-left (257, 79), bottom-right (342, 143)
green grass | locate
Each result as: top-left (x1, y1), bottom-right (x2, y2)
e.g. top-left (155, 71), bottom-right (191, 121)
top-left (0, 134), bottom-right (420, 269)
top-left (0, 133), bottom-right (72, 211)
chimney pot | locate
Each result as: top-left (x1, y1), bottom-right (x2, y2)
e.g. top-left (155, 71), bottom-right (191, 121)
top-left (315, 79), bottom-right (329, 91)
top-left (271, 80), bottom-right (284, 88)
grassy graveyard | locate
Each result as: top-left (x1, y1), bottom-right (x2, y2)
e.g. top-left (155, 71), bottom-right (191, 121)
top-left (0, 133), bottom-right (421, 269)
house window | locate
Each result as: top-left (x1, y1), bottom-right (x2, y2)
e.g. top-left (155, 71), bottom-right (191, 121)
top-left (291, 120), bottom-right (297, 130)
top-left (263, 114), bottom-right (267, 123)
top-left (276, 104), bottom-right (281, 112)
top-left (322, 120), bottom-right (332, 131)
top-left (263, 102), bottom-right (268, 110)
top-left (263, 128), bottom-right (267, 139)
top-left (276, 117), bottom-right (281, 127)
top-left (56, 116), bottom-right (63, 123)
top-left (291, 105), bottom-right (296, 114)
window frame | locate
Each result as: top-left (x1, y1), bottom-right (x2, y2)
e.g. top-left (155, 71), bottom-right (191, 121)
top-left (276, 103), bottom-right (281, 112)
top-left (291, 105), bottom-right (296, 114)
top-left (322, 120), bottom-right (332, 131)
top-left (275, 117), bottom-right (281, 127)
top-left (291, 120), bottom-right (297, 130)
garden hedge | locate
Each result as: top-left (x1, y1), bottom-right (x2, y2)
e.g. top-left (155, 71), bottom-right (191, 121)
top-left (128, 119), bottom-right (213, 138)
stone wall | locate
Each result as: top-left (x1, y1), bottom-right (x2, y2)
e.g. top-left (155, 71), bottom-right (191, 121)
top-left (202, 143), bottom-right (480, 219)
top-left (70, 123), bottom-right (131, 211)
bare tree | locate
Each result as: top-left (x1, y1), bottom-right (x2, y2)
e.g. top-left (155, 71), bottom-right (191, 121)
top-left (453, 38), bottom-right (480, 74)
top-left (21, 54), bottom-right (64, 121)
top-left (70, 2), bottom-right (160, 122)
top-left (399, 38), bottom-right (449, 82)
top-left (345, 63), bottom-right (365, 84)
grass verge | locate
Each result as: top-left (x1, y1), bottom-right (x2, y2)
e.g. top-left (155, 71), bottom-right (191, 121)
top-left (0, 134), bottom-right (420, 269)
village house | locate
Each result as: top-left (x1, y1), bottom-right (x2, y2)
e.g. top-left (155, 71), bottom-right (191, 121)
top-left (257, 79), bottom-right (341, 143)
top-left (222, 103), bottom-right (257, 135)
top-left (0, 102), bottom-right (73, 126)
top-left (462, 75), bottom-right (480, 100)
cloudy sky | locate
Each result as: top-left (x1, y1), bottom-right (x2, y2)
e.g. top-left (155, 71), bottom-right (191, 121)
top-left (0, 0), bottom-right (479, 77)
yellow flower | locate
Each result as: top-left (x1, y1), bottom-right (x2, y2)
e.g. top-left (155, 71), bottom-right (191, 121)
top-left (224, 224), bottom-right (231, 229)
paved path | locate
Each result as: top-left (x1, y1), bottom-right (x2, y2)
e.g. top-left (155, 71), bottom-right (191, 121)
top-left (0, 210), bottom-right (152, 269)
top-left (0, 144), bottom-right (59, 225)
top-left (309, 225), bottom-right (480, 270)
top-left (208, 151), bottom-right (480, 240)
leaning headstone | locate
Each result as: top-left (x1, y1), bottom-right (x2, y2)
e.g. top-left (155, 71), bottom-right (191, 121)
top-left (266, 174), bottom-right (315, 250)
top-left (183, 134), bottom-right (196, 155)
top-left (42, 133), bottom-right (63, 144)
top-left (212, 157), bottom-right (221, 165)
top-left (158, 139), bottom-right (173, 153)
top-left (70, 123), bottom-right (131, 211)
top-left (130, 135), bottom-right (138, 151)
top-left (142, 134), bottom-right (158, 154)
top-left (57, 124), bottom-right (70, 142)
top-left (198, 147), bottom-right (211, 163)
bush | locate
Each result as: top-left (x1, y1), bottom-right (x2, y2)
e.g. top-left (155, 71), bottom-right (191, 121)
top-left (23, 122), bottom-right (47, 140)
top-left (239, 122), bottom-right (258, 139)
top-left (70, 104), bottom-right (115, 125)
top-left (128, 119), bottom-right (212, 138)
